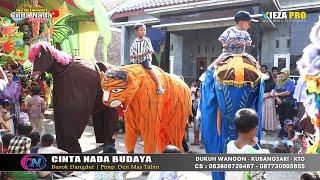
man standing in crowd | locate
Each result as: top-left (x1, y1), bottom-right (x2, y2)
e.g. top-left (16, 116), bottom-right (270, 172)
top-left (272, 67), bottom-right (279, 82)
top-left (261, 65), bottom-right (268, 74)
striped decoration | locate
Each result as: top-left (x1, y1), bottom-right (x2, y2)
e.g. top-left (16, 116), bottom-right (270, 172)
top-left (100, 64), bottom-right (192, 153)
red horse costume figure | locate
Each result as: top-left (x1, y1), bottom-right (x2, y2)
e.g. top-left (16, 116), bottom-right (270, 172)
top-left (29, 42), bottom-right (118, 153)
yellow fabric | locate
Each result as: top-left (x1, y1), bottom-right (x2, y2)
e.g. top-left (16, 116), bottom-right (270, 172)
top-left (233, 55), bottom-right (244, 83)
top-left (217, 110), bottom-right (221, 136)
top-left (305, 75), bottom-right (320, 94)
top-left (44, 83), bottom-right (52, 106)
top-left (79, 21), bottom-right (99, 61)
top-left (307, 141), bottom-right (319, 154)
top-left (304, 75), bottom-right (320, 154)
top-left (100, 64), bottom-right (192, 153)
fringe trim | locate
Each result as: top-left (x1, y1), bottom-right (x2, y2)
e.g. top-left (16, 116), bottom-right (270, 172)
top-left (216, 77), bottom-right (261, 88)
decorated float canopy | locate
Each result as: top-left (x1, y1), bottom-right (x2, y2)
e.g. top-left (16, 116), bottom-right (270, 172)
top-left (0, 0), bottom-right (95, 20)
top-left (0, 0), bottom-right (113, 66)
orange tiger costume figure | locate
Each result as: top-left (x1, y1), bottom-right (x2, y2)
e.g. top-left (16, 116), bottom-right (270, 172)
top-left (100, 64), bottom-right (192, 153)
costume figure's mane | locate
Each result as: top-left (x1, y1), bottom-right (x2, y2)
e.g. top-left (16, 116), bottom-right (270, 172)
top-left (105, 70), bottom-right (128, 80)
top-left (297, 17), bottom-right (320, 76)
top-left (28, 41), bottom-right (72, 65)
top-left (310, 17), bottom-right (320, 47)
top-left (296, 16), bottom-right (320, 153)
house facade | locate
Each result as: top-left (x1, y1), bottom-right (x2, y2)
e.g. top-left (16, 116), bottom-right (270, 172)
top-left (112, 0), bottom-right (320, 83)
top-left (56, 0), bottom-right (125, 65)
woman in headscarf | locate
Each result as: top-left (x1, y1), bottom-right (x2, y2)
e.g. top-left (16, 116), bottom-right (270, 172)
top-left (263, 71), bottom-right (277, 133)
top-left (272, 68), bottom-right (296, 128)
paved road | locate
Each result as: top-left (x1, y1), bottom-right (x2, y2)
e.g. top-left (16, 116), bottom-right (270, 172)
top-left (43, 116), bottom-right (304, 180)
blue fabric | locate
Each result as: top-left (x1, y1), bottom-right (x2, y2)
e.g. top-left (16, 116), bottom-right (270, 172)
top-left (275, 79), bottom-right (295, 105)
top-left (13, 76), bottom-right (20, 83)
top-left (30, 146), bottom-right (40, 153)
top-left (200, 69), bottom-right (224, 180)
top-left (146, 28), bottom-right (165, 53)
top-left (200, 69), bottom-right (264, 180)
top-left (275, 79), bottom-right (295, 94)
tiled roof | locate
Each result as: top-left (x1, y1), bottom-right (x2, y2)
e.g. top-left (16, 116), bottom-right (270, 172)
top-left (114, 0), bottom-right (204, 13)
top-left (103, 0), bottom-right (129, 11)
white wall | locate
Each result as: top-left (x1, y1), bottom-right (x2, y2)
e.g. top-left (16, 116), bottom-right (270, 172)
top-left (170, 33), bottom-right (183, 75)
top-left (180, 28), bottom-right (225, 82)
top-left (261, 23), bottom-right (291, 70)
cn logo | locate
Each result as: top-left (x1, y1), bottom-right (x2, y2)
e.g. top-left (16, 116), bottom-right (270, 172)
top-left (21, 155), bottom-right (46, 171)
top-left (50, 10), bottom-right (59, 17)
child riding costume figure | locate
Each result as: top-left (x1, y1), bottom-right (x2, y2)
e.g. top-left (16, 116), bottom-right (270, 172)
top-left (212, 11), bottom-right (258, 68)
top-left (100, 22), bottom-right (191, 153)
top-left (200, 11), bottom-right (264, 180)
top-left (130, 23), bottom-right (165, 94)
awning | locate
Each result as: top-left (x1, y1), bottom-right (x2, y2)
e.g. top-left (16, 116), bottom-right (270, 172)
top-left (273, 0), bottom-right (320, 11)
top-left (152, 14), bottom-right (274, 31)
top-left (111, 18), bottom-right (160, 27)
top-left (145, 0), bottom-right (255, 18)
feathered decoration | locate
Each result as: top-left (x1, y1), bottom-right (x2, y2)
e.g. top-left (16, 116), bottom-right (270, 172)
top-left (0, 17), bottom-right (29, 65)
top-left (297, 15), bottom-right (320, 154)
top-left (28, 41), bottom-right (72, 65)
top-left (2, 39), bottom-right (15, 53)
top-left (0, 24), bottom-right (18, 36)
top-left (310, 16), bottom-right (320, 47)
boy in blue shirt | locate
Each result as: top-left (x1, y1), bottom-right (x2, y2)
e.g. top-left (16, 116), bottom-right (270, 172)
top-left (211, 11), bottom-right (257, 69)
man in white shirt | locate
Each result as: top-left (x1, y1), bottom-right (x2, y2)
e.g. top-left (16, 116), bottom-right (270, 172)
top-left (225, 109), bottom-right (268, 180)
top-left (37, 133), bottom-right (67, 154)
top-left (148, 145), bottom-right (180, 180)
top-left (37, 133), bottom-right (67, 178)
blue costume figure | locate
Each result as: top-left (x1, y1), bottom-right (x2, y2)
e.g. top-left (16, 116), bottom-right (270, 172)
top-left (200, 54), bottom-right (264, 180)
top-left (201, 11), bottom-right (263, 180)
